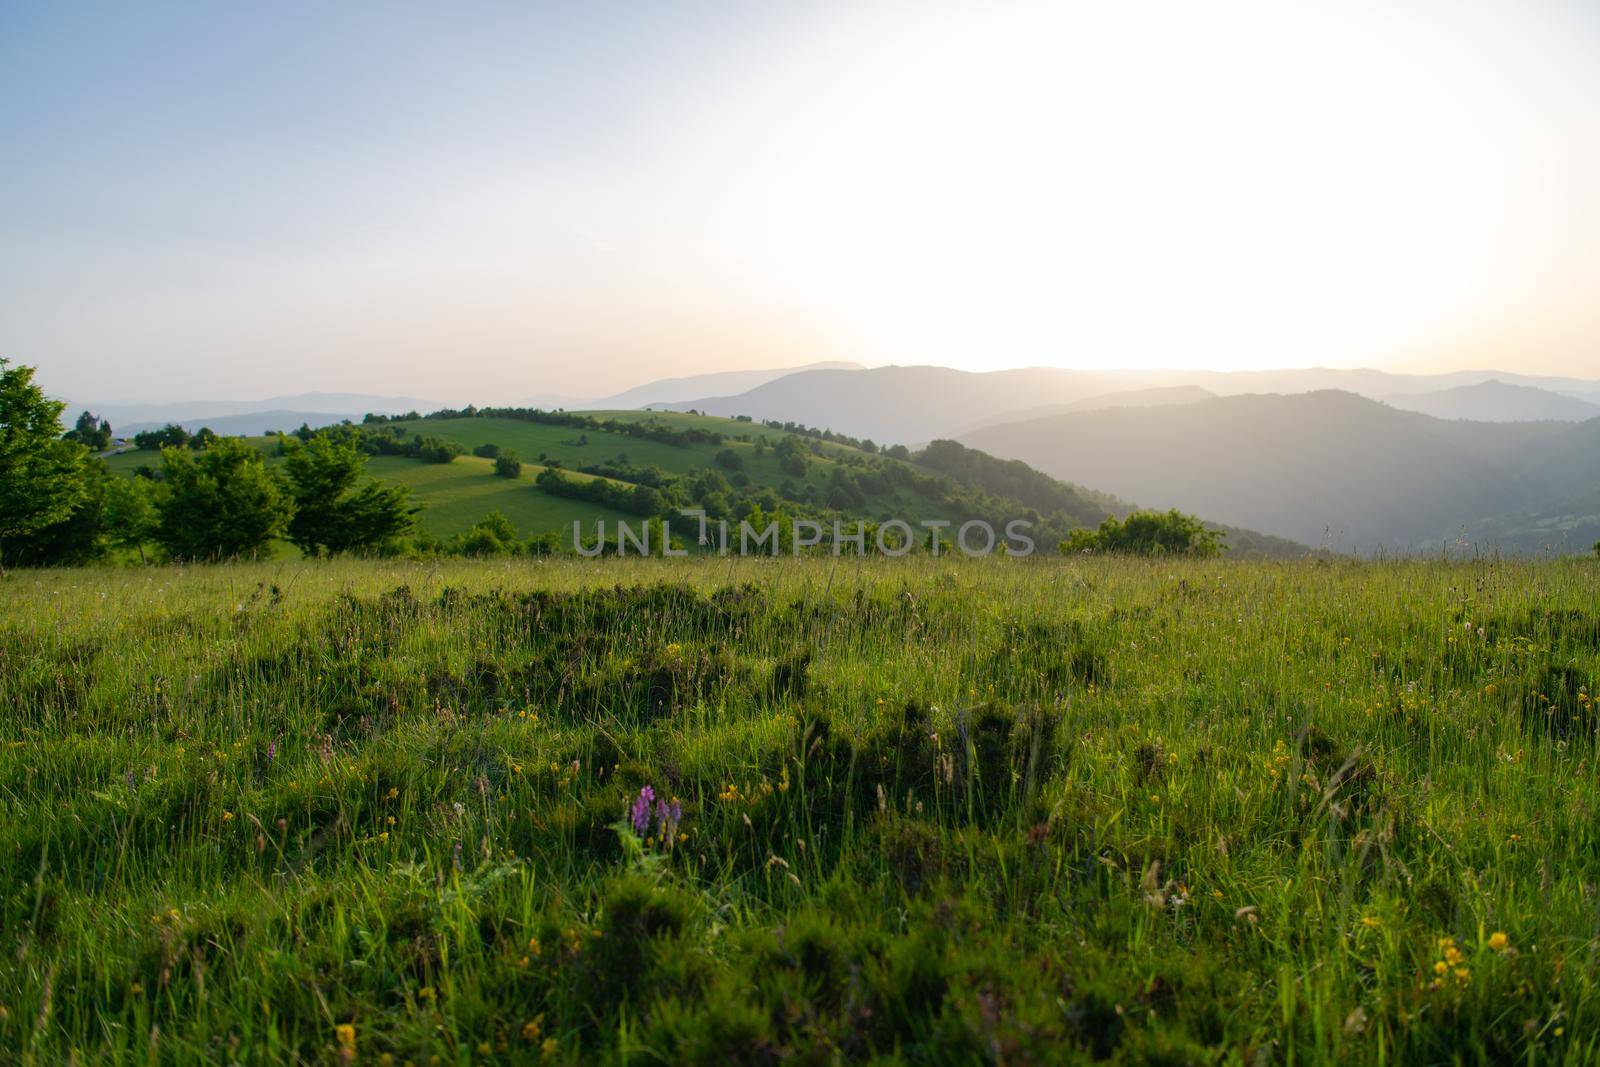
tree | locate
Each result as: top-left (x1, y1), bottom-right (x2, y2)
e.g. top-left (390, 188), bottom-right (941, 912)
top-left (134, 423), bottom-right (190, 450)
top-left (0, 359), bottom-right (89, 570)
top-left (281, 434), bottom-right (417, 557)
top-left (1, 458), bottom-right (111, 568)
top-left (473, 442), bottom-right (502, 459)
top-left (714, 448), bottom-right (743, 471)
top-left (629, 483), bottom-right (664, 517)
top-left (154, 438), bottom-right (291, 560)
top-left (190, 426), bottom-right (219, 449)
top-left (1059, 509), bottom-right (1223, 557)
top-left (494, 450), bottom-right (522, 478)
top-left (774, 436), bottom-right (808, 478)
top-left (65, 410), bottom-right (113, 451)
top-left (452, 510), bottom-right (517, 556)
top-left (104, 475), bottom-right (157, 563)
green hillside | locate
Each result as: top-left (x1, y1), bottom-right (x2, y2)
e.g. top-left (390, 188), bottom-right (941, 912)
top-left (103, 437), bottom-right (638, 540)
top-left (99, 408), bottom-right (1309, 556)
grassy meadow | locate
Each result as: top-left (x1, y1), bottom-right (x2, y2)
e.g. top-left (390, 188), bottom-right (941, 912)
top-left (2, 556), bottom-right (1598, 1064)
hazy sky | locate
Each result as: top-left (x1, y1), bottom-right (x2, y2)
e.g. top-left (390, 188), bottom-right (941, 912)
top-left (3, 0), bottom-right (1598, 404)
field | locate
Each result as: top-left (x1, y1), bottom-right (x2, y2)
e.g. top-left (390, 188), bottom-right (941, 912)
top-left (101, 433), bottom-right (641, 541)
top-left (3, 557), bottom-right (1598, 1064)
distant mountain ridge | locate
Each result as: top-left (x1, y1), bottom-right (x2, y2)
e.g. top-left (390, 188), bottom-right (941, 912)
top-left (593, 361), bottom-right (865, 410)
top-left (1383, 379), bottom-right (1600, 422)
top-left (661, 364), bottom-right (1600, 445)
top-left (958, 390), bottom-right (1599, 554)
top-left (65, 391), bottom-right (435, 433)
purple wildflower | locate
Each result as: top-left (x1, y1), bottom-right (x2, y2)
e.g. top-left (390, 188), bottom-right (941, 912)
top-left (630, 786), bottom-right (656, 836)
top-left (655, 797), bottom-right (682, 842)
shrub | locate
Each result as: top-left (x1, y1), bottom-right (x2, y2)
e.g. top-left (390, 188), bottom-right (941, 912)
top-left (494, 451), bottom-right (522, 478)
top-left (1060, 509), bottom-right (1223, 557)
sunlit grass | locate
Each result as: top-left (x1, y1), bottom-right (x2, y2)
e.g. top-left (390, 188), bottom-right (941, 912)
top-left (1, 556), bottom-right (1596, 1063)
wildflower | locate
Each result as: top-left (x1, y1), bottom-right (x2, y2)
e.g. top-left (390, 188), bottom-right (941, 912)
top-left (1488, 931), bottom-right (1509, 951)
top-left (222, 811), bottom-right (234, 822)
top-left (541, 1037), bottom-right (559, 1062)
top-left (631, 786), bottom-right (656, 836)
top-left (334, 1024), bottom-right (356, 1061)
top-left (655, 795), bottom-right (682, 841)
top-left (522, 1016), bottom-right (544, 1040)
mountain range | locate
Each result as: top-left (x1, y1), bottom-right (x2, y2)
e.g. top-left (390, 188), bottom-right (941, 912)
top-left (661, 364), bottom-right (1600, 443)
top-left (959, 390), bottom-right (1599, 554)
top-left (1382, 379), bottom-right (1600, 423)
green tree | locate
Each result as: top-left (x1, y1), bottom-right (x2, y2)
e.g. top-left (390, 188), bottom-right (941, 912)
top-left (65, 410), bottom-right (113, 451)
top-left (134, 423), bottom-right (190, 450)
top-left (0, 359), bottom-right (89, 570)
top-left (281, 434), bottom-right (417, 557)
top-left (190, 426), bottom-right (219, 449)
top-left (1060, 509), bottom-right (1223, 557)
top-left (452, 510), bottom-right (517, 556)
top-left (104, 474), bottom-right (157, 563)
top-left (1, 459), bottom-right (111, 568)
top-left (154, 438), bottom-right (291, 561)
top-left (494, 450), bottom-right (522, 478)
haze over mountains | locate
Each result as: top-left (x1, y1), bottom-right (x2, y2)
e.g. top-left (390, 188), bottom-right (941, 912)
top-left (595, 361), bottom-right (864, 409)
top-left (1382, 380), bottom-right (1600, 423)
top-left (641, 362), bottom-right (1600, 554)
top-left (959, 391), bottom-right (1599, 554)
top-left (661, 364), bottom-right (1600, 442)
top-left (72, 392), bottom-right (437, 438)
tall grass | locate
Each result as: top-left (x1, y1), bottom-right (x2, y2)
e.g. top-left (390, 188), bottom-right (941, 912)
top-left (1, 556), bottom-right (1597, 1063)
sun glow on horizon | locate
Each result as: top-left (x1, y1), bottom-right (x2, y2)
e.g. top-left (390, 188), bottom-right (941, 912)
top-left (702, 1), bottom-right (1600, 376)
top-left (4, 0), bottom-right (1598, 400)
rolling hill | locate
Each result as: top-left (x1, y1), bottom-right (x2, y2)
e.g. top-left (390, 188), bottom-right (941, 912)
top-left (591, 361), bottom-right (864, 409)
top-left (959, 390), bottom-right (1599, 553)
top-left (955, 385), bottom-right (1214, 436)
top-left (1382, 380), bottom-right (1600, 422)
top-left (100, 408), bottom-right (1309, 556)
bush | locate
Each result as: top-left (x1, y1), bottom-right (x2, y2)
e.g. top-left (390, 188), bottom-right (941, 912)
top-left (416, 437), bottom-right (464, 464)
top-left (472, 442), bottom-right (502, 459)
top-left (494, 451), bottom-right (522, 478)
top-left (1060, 509), bottom-right (1223, 557)
top-left (154, 438), bottom-right (291, 560)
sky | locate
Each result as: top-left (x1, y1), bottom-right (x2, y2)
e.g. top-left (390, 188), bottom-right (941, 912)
top-left (3, 0), bottom-right (1598, 405)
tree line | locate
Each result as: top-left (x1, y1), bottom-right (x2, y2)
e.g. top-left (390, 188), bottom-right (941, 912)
top-left (0, 360), bottom-right (419, 567)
